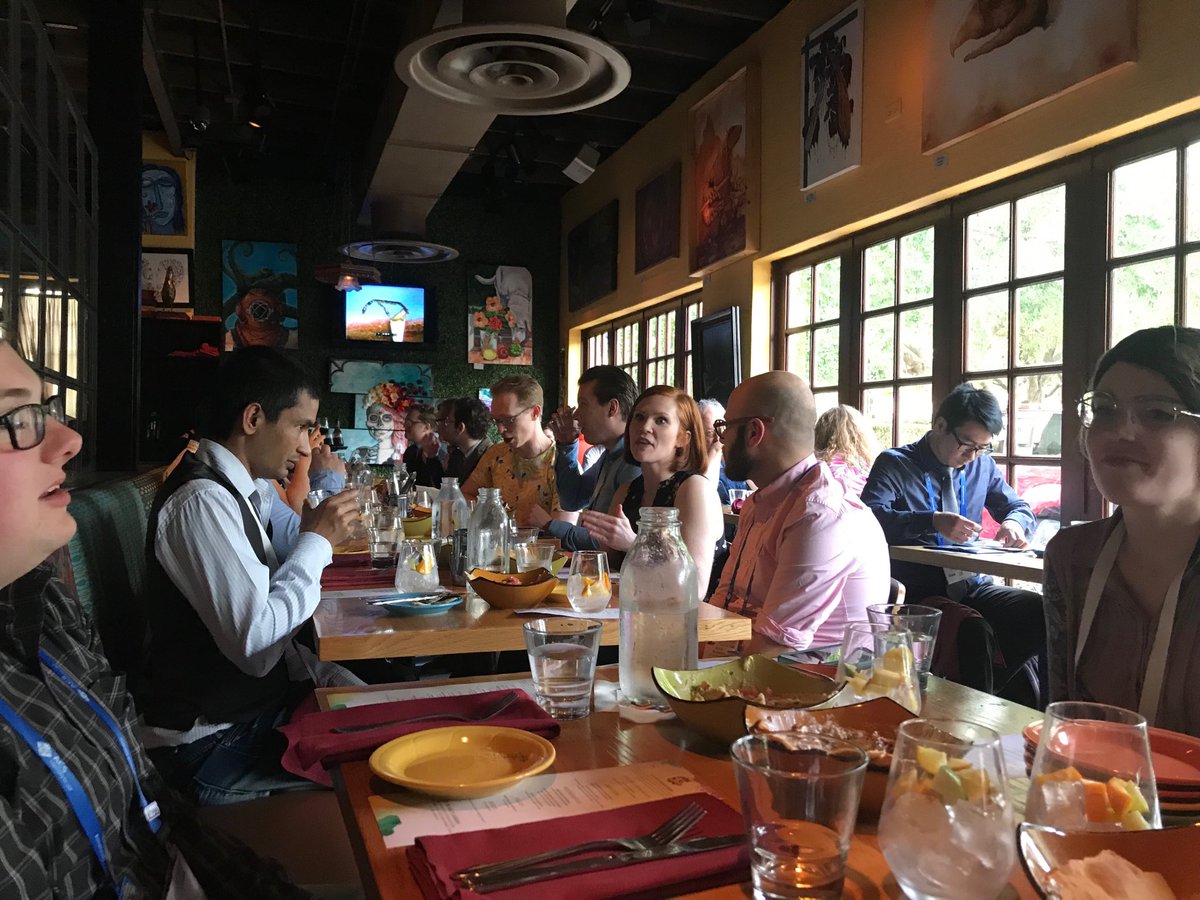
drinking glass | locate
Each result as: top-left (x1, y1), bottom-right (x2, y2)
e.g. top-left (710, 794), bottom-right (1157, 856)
top-left (728, 487), bottom-right (750, 512)
top-left (367, 512), bottom-right (403, 568)
top-left (836, 623), bottom-right (921, 713)
top-left (566, 551), bottom-right (611, 614)
top-left (306, 489), bottom-right (335, 509)
top-left (511, 526), bottom-right (539, 546)
top-left (411, 486), bottom-right (434, 510)
top-left (514, 540), bottom-right (557, 573)
top-left (395, 539), bottom-right (439, 592)
top-left (732, 734), bottom-right (867, 899)
top-left (878, 719), bottom-right (1015, 900)
top-left (865, 604), bottom-right (942, 693)
top-left (522, 618), bottom-right (603, 719)
top-left (1024, 701), bottom-right (1160, 831)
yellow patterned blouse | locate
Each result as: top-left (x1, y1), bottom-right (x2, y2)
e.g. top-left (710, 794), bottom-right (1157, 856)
top-left (461, 439), bottom-right (559, 525)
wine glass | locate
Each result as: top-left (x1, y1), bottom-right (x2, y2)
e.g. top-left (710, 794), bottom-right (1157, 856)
top-left (836, 623), bottom-right (921, 713)
top-left (566, 551), bottom-right (611, 613)
top-left (395, 539), bottom-right (439, 592)
top-left (1024, 701), bottom-right (1160, 831)
top-left (878, 719), bottom-right (1015, 900)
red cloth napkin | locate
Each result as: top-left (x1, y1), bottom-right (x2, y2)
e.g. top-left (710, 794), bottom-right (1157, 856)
top-left (278, 689), bottom-right (559, 787)
top-left (329, 551), bottom-right (372, 568)
top-left (320, 565), bottom-right (397, 590)
top-left (408, 792), bottom-right (749, 900)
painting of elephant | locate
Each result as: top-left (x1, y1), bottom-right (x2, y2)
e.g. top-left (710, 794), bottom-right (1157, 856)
top-left (467, 264), bottom-right (534, 365)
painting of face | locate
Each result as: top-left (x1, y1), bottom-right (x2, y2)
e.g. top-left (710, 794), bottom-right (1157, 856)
top-left (141, 163), bottom-right (185, 236)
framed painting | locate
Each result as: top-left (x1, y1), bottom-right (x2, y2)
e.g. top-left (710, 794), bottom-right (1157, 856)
top-left (467, 264), bottom-right (533, 365)
top-left (691, 306), bottom-right (741, 407)
top-left (689, 66), bottom-right (759, 277)
top-left (634, 162), bottom-right (681, 273)
top-left (922, 0), bottom-right (1137, 152)
top-left (140, 250), bottom-right (192, 310)
top-left (141, 131), bottom-right (196, 250)
top-left (221, 240), bottom-right (299, 350)
top-left (802, 2), bottom-right (863, 188)
top-left (567, 201), bottom-right (618, 312)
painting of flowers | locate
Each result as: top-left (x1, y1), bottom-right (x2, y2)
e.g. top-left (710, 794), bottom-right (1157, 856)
top-left (466, 264), bottom-right (533, 366)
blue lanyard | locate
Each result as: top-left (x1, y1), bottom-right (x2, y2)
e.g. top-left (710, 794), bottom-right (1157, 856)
top-left (924, 470), bottom-right (968, 546)
top-left (0, 652), bottom-right (162, 892)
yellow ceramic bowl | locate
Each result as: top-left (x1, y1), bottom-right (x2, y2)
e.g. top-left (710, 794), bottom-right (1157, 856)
top-left (652, 655), bottom-right (840, 744)
top-left (369, 725), bottom-right (556, 799)
top-left (469, 568), bottom-right (558, 610)
top-left (401, 514), bottom-right (434, 538)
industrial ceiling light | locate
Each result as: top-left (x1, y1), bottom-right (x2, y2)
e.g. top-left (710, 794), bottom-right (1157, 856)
top-left (314, 261), bottom-right (382, 292)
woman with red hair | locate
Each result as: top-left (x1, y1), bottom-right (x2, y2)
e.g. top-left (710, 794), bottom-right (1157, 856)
top-left (579, 386), bottom-right (723, 602)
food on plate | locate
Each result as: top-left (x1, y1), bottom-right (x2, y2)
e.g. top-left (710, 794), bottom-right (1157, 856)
top-left (502, 576), bottom-right (521, 585)
top-left (410, 506), bottom-right (432, 517)
top-left (1032, 767), bottom-right (1152, 830)
top-left (747, 709), bottom-right (895, 768)
top-left (1049, 850), bottom-right (1177, 900)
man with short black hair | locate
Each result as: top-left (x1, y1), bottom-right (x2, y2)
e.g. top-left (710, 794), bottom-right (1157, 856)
top-left (539, 366), bottom-right (641, 549)
top-left (424, 397), bottom-right (493, 483)
top-left (861, 382), bottom-right (1045, 702)
top-left (140, 346), bottom-right (362, 805)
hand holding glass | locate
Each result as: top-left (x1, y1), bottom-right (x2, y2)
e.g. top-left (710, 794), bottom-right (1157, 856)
top-left (566, 551), bottom-right (611, 613)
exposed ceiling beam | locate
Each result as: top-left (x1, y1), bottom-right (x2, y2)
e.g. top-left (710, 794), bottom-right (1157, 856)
top-left (142, 10), bottom-right (182, 155)
top-left (654, 0), bottom-right (783, 21)
top-left (604, 25), bottom-right (732, 62)
top-left (151, 0), bottom-right (398, 52)
top-left (153, 28), bottom-right (350, 82)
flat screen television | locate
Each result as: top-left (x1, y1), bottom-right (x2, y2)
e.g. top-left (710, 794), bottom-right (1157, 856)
top-left (340, 284), bottom-right (436, 346)
top-left (691, 307), bottom-right (741, 406)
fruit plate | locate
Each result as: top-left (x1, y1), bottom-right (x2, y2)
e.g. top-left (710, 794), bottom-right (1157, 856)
top-left (368, 725), bottom-right (556, 799)
top-left (374, 594), bottom-right (463, 617)
top-left (1018, 821), bottom-right (1200, 898)
top-left (1024, 721), bottom-right (1200, 788)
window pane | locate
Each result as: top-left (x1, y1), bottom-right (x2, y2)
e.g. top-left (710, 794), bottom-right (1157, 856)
top-left (812, 324), bottom-right (839, 388)
top-left (1110, 257), bottom-right (1174, 347)
top-left (897, 383), bottom-right (932, 445)
top-left (965, 290), bottom-right (1009, 371)
top-left (1188, 141), bottom-right (1200, 243)
top-left (1111, 149), bottom-right (1177, 258)
top-left (1015, 185), bottom-right (1065, 278)
top-left (65, 387), bottom-right (77, 419)
top-left (1187, 251), bottom-right (1200, 328)
top-left (814, 391), bottom-right (840, 414)
top-left (1015, 279), bottom-right (1063, 368)
top-left (1014, 373), bottom-right (1062, 457)
top-left (787, 331), bottom-right (810, 380)
top-left (648, 316), bottom-right (659, 357)
top-left (862, 312), bottom-right (894, 382)
top-left (814, 258), bottom-right (841, 321)
top-left (66, 293), bottom-right (78, 379)
top-left (966, 202), bottom-right (1010, 289)
top-left (863, 386), bottom-right (895, 448)
top-left (900, 227), bottom-right (934, 304)
top-left (971, 376), bottom-right (1010, 452)
top-left (666, 310), bottom-right (676, 354)
top-left (863, 239), bottom-right (896, 311)
top-left (1014, 464), bottom-right (1061, 539)
top-left (43, 277), bottom-right (60, 373)
top-left (18, 278), bottom-right (38, 362)
top-left (787, 268), bottom-right (812, 328)
top-left (0, 92), bottom-right (9, 217)
top-left (899, 304), bottom-right (933, 378)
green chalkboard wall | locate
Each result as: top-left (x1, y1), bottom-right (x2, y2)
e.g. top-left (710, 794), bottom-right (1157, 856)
top-left (191, 157), bottom-right (562, 433)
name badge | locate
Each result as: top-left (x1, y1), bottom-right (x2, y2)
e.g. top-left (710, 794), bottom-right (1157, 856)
top-left (944, 568), bottom-right (974, 585)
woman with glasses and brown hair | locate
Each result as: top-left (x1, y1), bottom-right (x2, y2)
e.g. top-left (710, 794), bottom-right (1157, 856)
top-left (579, 386), bottom-right (723, 602)
top-left (0, 338), bottom-right (311, 896)
top-left (1044, 325), bottom-right (1200, 736)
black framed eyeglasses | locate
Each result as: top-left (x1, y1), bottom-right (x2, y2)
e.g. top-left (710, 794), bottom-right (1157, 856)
top-left (951, 427), bottom-right (993, 455)
top-left (1, 395), bottom-right (66, 450)
top-left (1077, 391), bottom-right (1200, 430)
top-left (712, 415), bottom-right (775, 438)
top-left (492, 407), bottom-right (531, 429)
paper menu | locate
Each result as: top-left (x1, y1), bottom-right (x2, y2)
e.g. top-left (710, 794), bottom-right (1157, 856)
top-left (369, 761), bottom-right (711, 848)
top-left (324, 678), bottom-right (537, 710)
top-left (513, 606), bottom-right (619, 620)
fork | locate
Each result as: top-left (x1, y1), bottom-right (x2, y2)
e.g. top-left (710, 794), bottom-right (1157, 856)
top-left (453, 801), bottom-right (706, 885)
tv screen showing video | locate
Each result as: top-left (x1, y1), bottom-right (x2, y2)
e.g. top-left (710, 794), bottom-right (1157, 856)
top-left (344, 285), bottom-right (427, 343)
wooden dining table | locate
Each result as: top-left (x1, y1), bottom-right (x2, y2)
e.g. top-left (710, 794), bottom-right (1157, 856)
top-left (312, 577), bottom-right (753, 661)
top-left (317, 669), bottom-right (1043, 899)
top-left (889, 544), bottom-right (1045, 584)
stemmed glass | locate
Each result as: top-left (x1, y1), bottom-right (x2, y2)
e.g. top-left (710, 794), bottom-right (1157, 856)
top-left (836, 623), bottom-right (922, 713)
top-left (566, 551), bottom-right (611, 614)
top-left (1024, 701), bottom-right (1160, 831)
top-left (878, 719), bottom-right (1015, 899)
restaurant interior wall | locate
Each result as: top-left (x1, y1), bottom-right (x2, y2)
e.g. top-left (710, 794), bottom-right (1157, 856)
top-left (142, 159), bottom-right (563, 460)
top-left (560, 0), bottom-right (1200, 392)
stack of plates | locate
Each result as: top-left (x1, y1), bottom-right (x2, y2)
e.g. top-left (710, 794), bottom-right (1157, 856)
top-left (1023, 721), bottom-right (1200, 818)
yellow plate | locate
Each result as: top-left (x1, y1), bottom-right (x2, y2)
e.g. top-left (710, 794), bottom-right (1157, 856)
top-left (368, 726), bottom-right (556, 799)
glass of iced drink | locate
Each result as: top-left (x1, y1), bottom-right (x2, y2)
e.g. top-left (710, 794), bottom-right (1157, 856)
top-left (732, 733), bottom-right (867, 899)
top-left (865, 604), bottom-right (942, 693)
top-left (566, 551), bottom-right (611, 613)
top-left (836, 623), bottom-right (922, 714)
top-left (878, 719), bottom-right (1015, 900)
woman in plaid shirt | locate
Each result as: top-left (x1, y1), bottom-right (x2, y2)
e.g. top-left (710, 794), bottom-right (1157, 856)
top-left (0, 337), bottom-right (309, 898)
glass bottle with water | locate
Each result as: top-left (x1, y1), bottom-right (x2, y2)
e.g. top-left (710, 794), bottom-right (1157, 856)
top-left (432, 477), bottom-right (469, 541)
top-left (467, 488), bottom-right (509, 594)
top-left (619, 507), bottom-right (698, 706)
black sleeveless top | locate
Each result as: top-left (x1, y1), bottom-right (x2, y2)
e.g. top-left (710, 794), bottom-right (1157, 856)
top-left (621, 471), bottom-right (699, 533)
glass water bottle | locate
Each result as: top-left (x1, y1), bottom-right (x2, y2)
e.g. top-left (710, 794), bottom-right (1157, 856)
top-left (432, 477), bottom-right (469, 541)
top-left (467, 487), bottom-right (509, 594)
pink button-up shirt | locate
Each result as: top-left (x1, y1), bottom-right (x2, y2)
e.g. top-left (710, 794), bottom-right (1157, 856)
top-left (713, 455), bottom-right (890, 650)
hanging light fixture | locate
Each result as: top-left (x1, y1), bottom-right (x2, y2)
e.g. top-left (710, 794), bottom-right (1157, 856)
top-left (314, 261), bottom-right (382, 292)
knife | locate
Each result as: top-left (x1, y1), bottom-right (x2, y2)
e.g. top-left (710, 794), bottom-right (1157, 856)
top-left (464, 833), bottom-right (746, 894)
top-left (365, 592), bottom-right (455, 606)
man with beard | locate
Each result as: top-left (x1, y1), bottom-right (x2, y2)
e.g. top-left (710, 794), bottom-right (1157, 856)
top-left (711, 371), bottom-right (889, 654)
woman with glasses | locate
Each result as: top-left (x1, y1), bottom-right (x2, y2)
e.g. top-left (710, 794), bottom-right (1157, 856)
top-left (1044, 325), bottom-right (1200, 736)
top-left (0, 339), bottom-right (308, 896)
top-left (579, 386), bottom-right (723, 602)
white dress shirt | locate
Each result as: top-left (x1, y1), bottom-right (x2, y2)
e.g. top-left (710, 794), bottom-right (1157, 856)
top-left (144, 439), bottom-right (358, 747)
